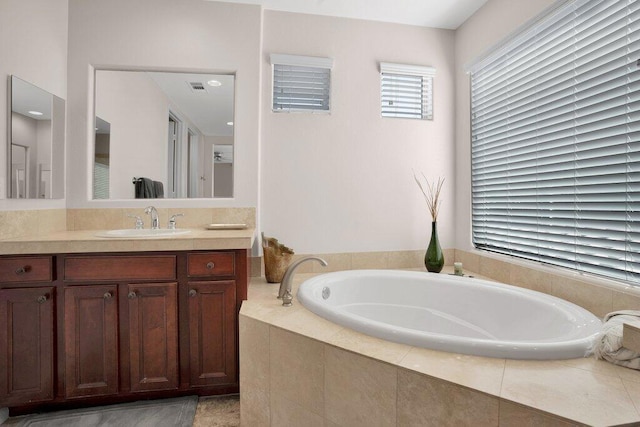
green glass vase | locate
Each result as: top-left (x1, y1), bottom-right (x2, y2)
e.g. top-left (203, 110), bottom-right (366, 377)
top-left (425, 221), bottom-right (444, 273)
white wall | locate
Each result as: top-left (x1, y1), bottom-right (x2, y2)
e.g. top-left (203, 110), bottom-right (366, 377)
top-left (261, 11), bottom-right (456, 254)
top-left (66, 0), bottom-right (261, 209)
top-left (0, 0), bottom-right (67, 208)
top-left (454, 0), bottom-right (556, 251)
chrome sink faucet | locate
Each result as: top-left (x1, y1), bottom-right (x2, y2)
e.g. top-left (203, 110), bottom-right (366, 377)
top-left (278, 256), bottom-right (328, 307)
top-left (144, 206), bottom-right (159, 229)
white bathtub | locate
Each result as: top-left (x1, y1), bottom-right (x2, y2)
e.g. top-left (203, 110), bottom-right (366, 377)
top-left (297, 270), bottom-right (602, 360)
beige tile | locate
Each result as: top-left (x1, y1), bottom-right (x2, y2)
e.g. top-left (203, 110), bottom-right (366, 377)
top-left (454, 250), bottom-right (480, 274)
top-left (270, 327), bottom-right (324, 416)
top-left (324, 345), bottom-right (397, 427)
top-left (622, 379), bottom-right (640, 415)
top-left (326, 327), bottom-right (412, 365)
top-left (2, 210), bottom-right (38, 239)
top-left (548, 276), bottom-right (613, 318)
top-left (312, 253), bottom-right (351, 273)
top-left (479, 255), bottom-right (510, 284)
top-left (271, 307), bottom-right (345, 343)
top-left (37, 209), bottom-right (67, 235)
top-left (351, 251), bottom-right (390, 269)
top-left (509, 265), bottom-right (550, 294)
top-left (499, 400), bottom-right (583, 427)
top-left (212, 207), bottom-right (256, 228)
top-left (501, 360), bottom-right (639, 426)
top-left (239, 316), bottom-right (270, 389)
top-left (68, 208), bottom-right (126, 231)
top-left (270, 392), bottom-right (324, 427)
top-left (388, 250), bottom-right (424, 269)
top-left (612, 291), bottom-right (640, 312)
top-left (443, 248), bottom-right (455, 265)
top-left (397, 368), bottom-right (499, 426)
top-left (168, 208), bottom-right (213, 229)
top-left (398, 346), bottom-right (505, 396)
top-left (250, 257), bottom-right (263, 277)
top-left (240, 388), bottom-right (270, 427)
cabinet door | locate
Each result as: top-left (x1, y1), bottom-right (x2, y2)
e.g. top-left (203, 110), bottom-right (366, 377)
top-left (0, 287), bottom-right (54, 406)
top-left (127, 282), bottom-right (179, 392)
top-left (187, 281), bottom-right (236, 387)
top-left (64, 285), bottom-right (118, 398)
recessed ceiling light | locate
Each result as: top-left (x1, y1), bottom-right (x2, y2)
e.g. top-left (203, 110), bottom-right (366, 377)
top-left (207, 80), bottom-right (222, 87)
top-left (28, 110), bottom-right (43, 116)
top-left (227, 121), bottom-right (234, 126)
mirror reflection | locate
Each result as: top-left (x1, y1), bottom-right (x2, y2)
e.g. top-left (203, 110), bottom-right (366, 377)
top-left (93, 70), bottom-right (234, 199)
top-left (9, 76), bottom-right (65, 199)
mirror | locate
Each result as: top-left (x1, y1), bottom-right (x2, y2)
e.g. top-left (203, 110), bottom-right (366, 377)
top-left (9, 76), bottom-right (65, 199)
top-left (93, 70), bottom-right (235, 199)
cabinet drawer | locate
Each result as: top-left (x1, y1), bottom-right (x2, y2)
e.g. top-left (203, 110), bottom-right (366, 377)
top-left (0, 256), bottom-right (52, 283)
top-left (64, 255), bottom-right (176, 281)
top-left (187, 252), bottom-right (235, 277)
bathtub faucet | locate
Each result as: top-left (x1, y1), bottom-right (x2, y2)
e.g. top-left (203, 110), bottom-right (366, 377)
top-left (278, 256), bottom-right (328, 307)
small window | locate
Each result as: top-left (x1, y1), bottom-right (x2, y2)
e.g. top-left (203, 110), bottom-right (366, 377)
top-left (270, 54), bottom-right (333, 113)
top-left (380, 62), bottom-right (435, 120)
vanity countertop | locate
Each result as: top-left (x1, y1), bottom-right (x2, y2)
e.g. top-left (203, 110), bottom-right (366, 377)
top-left (0, 228), bottom-right (255, 254)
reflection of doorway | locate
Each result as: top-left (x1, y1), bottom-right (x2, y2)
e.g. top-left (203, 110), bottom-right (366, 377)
top-left (94, 116), bottom-right (111, 199)
top-left (11, 144), bottom-right (28, 198)
top-left (167, 114), bottom-right (182, 198)
top-left (187, 130), bottom-right (199, 198)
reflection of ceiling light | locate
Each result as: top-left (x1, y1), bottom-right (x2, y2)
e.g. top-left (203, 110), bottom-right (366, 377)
top-left (207, 80), bottom-right (222, 87)
top-left (28, 110), bottom-right (43, 116)
top-left (227, 121), bottom-right (234, 126)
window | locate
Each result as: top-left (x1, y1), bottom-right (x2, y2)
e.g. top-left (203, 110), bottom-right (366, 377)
top-left (470, 0), bottom-right (640, 284)
top-left (270, 54), bottom-right (333, 112)
top-left (380, 62), bottom-right (435, 120)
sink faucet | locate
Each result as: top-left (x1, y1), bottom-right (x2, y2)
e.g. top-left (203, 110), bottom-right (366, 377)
top-left (144, 206), bottom-right (159, 229)
top-left (278, 256), bottom-right (328, 307)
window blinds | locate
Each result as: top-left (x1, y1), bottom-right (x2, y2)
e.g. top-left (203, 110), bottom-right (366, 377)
top-left (271, 54), bottom-right (333, 112)
top-left (470, 0), bottom-right (640, 284)
top-left (380, 62), bottom-right (435, 120)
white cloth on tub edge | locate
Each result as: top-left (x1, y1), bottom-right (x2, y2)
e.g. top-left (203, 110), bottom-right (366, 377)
top-left (593, 310), bottom-right (640, 370)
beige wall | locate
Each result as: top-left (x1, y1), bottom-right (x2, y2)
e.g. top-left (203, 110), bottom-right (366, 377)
top-left (453, 0), bottom-right (556, 251)
top-left (261, 11), bottom-right (456, 254)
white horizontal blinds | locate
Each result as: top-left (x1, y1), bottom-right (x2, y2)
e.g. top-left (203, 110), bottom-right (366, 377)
top-left (380, 62), bottom-right (435, 120)
top-left (471, 0), bottom-right (640, 284)
top-left (271, 54), bottom-right (333, 112)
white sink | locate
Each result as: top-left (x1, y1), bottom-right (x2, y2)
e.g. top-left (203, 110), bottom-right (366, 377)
top-left (95, 229), bottom-right (192, 238)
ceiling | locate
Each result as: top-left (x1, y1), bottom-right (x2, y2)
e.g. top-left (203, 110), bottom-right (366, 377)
top-left (210, 0), bottom-right (488, 29)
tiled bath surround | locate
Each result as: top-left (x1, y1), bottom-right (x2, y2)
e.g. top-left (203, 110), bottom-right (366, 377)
top-left (240, 271), bottom-right (640, 427)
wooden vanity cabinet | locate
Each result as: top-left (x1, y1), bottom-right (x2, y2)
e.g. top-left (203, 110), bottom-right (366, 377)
top-left (0, 249), bottom-right (248, 413)
top-left (0, 256), bottom-right (55, 407)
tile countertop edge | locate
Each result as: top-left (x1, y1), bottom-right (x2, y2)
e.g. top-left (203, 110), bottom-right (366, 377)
top-left (240, 272), bottom-right (640, 427)
top-left (0, 228), bottom-right (256, 254)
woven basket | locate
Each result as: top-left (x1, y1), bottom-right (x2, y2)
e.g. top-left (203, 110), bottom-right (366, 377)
top-left (262, 233), bottom-right (294, 283)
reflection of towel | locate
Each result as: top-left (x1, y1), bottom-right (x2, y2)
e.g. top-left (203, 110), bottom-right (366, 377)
top-left (593, 310), bottom-right (640, 370)
top-left (135, 178), bottom-right (156, 198)
top-left (153, 181), bottom-right (164, 198)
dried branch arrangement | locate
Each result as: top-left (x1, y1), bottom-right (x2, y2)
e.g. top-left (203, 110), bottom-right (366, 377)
top-left (413, 172), bottom-right (445, 222)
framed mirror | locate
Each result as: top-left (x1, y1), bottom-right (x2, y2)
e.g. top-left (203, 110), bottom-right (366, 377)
top-left (93, 70), bottom-right (235, 199)
top-left (9, 76), bottom-right (65, 199)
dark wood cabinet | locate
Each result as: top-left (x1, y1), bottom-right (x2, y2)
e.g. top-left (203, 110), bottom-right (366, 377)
top-left (126, 282), bottom-right (179, 393)
top-left (0, 286), bottom-right (54, 406)
top-left (187, 280), bottom-right (236, 387)
top-left (0, 249), bottom-right (248, 413)
top-left (63, 285), bottom-right (118, 398)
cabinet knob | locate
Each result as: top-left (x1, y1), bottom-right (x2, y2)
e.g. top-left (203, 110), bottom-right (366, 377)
top-left (15, 266), bottom-right (29, 275)
top-left (206, 262), bottom-right (215, 270)
top-left (189, 289), bottom-right (197, 297)
top-left (36, 295), bottom-right (48, 304)
top-left (103, 292), bottom-right (112, 300)
top-left (128, 291), bottom-right (137, 299)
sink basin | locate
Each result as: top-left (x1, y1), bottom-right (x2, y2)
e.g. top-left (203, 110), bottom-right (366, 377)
top-left (95, 229), bottom-right (192, 238)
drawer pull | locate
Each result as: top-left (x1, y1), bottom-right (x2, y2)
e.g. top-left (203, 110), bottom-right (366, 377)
top-left (189, 289), bottom-right (197, 297)
top-left (15, 266), bottom-right (30, 275)
top-left (103, 292), bottom-right (112, 300)
top-left (206, 262), bottom-right (215, 270)
top-left (37, 295), bottom-right (48, 304)
top-left (128, 291), bottom-right (137, 299)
